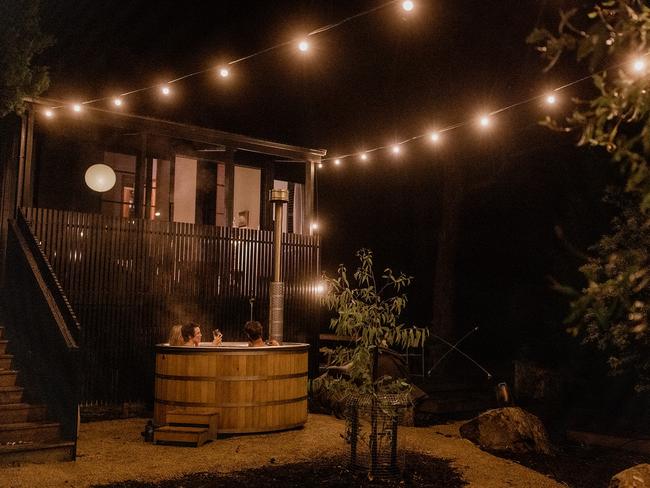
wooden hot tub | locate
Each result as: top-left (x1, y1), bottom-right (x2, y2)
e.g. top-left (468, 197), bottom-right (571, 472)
top-left (154, 342), bottom-right (309, 433)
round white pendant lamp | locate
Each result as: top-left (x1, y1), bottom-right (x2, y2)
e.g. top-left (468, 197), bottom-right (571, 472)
top-left (84, 164), bottom-right (116, 192)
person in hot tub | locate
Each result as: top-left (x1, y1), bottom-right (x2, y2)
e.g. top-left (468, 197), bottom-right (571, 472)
top-left (179, 322), bottom-right (222, 347)
top-left (244, 320), bottom-right (279, 347)
top-left (168, 324), bottom-right (184, 346)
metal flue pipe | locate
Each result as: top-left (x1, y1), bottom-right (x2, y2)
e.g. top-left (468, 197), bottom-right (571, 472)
top-left (269, 188), bottom-right (289, 344)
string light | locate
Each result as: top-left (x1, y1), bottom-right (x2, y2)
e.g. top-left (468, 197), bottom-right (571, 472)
top-left (632, 58), bottom-right (646, 73)
top-left (402, 1), bottom-right (414, 12)
top-left (60, 1), bottom-right (416, 110)
top-left (37, 4), bottom-right (650, 174)
top-left (315, 55), bottom-right (650, 167)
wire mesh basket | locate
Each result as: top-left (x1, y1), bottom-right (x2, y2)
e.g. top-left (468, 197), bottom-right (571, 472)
top-left (344, 392), bottom-right (410, 477)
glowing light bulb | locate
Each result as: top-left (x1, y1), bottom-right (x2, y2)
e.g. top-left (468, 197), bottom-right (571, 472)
top-left (72, 103), bottom-right (82, 113)
top-left (219, 67), bottom-right (230, 78)
top-left (315, 283), bottom-right (325, 294)
top-left (545, 94), bottom-right (557, 105)
top-left (113, 97), bottom-right (123, 107)
top-left (311, 222), bottom-right (319, 231)
top-left (44, 109), bottom-right (54, 118)
top-left (334, 158), bottom-right (341, 165)
top-left (402, 1), bottom-right (414, 11)
top-left (392, 145), bottom-right (401, 154)
top-left (360, 153), bottom-right (368, 161)
top-left (160, 85), bottom-right (171, 96)
top-left (632, 58), bottom-right (646, 73)
top-left (154, 211), bottom-right (161, 217)
top-left (479, 115), bottom-right (491, 128)
top-left (318, 162), bottom-right (323, 169)
top-left (298, 40), bottom-right (309, 52)
top-left (430, 132), bottom-right (440, 142)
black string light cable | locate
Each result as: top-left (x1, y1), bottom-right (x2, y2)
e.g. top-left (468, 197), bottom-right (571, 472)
top-left (37, 1), bottom-right (650, 172)
top-left (45, 0), bottom-right (409, 111)
top-left (320, 52), bottom-right (650, 167)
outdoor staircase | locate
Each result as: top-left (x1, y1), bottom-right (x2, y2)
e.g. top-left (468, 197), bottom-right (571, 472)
top-left (0, 326), bottom-right (75, 465)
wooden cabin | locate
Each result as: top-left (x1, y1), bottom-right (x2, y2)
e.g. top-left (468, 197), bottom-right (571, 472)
top-left (0, 98), bottom-right (325, 461)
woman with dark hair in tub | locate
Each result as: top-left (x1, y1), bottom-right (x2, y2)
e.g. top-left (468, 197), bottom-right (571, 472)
top-left (244, 320), bottom-right (279, 347)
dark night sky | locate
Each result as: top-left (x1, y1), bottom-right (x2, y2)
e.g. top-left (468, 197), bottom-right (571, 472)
top-left (36, 0), bottom-right (616, 361)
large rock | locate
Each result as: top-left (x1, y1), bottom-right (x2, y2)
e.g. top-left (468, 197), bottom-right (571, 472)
top-left (459, 406), bottom-right (552, 454)
top-left (610, 464), bottom-right (650, 488)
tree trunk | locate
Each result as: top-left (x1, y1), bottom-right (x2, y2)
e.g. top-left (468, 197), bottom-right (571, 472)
top-left (432, 159), bottom-right (464, 342)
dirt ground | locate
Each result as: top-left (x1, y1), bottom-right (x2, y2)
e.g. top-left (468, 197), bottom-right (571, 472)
top-left (0, 414), bottom-right (563, 488)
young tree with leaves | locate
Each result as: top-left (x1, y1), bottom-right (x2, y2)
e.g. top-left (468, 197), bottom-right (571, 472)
top-left (313, 249), bottom-right (427, 405)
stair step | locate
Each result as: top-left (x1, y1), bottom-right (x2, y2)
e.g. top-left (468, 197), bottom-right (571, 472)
top-left (154, 426), bottom-right (209, 447)
top-left (0, 422), bottom-right (60, 444)
top-left (0, 404), bottom-right (47, 424)
top-left (0, 340), bottom-right (7, 355)
top-left (0, 441), bottom-right (74, 466)
top-left (167, 409), bottom-right (219, 439)
top-left (0, 387), bottom-right (23, 405)
top-left (0, 371), bottom-right (18, 388)
top-left (0, 355), bottom-right (13, 370)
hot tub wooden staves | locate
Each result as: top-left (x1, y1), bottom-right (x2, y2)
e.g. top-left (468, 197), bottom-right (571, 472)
top-left (154, 342), bottom-right (309, 433)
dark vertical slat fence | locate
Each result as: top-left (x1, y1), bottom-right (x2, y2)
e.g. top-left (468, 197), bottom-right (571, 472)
top-left (24, 207), bottom-right (321, 406)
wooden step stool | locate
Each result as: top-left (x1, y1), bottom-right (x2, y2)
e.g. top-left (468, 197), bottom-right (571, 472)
top-left (153, 426), bottom-right (209, 447)
top-left (167, 409), bottom-right (219, 439)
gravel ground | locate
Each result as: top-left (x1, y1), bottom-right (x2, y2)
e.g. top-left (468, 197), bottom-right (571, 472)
top-left (0, 414), bottom-right (562, 488)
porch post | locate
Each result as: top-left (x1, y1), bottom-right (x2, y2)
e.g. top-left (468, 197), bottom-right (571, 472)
top-left (17, 107), bottom-right (35, 211)
top-left (134, 133), bottom-right (147, 219)
top-left (304, 158), bottom-right (316, 235)
top-left (224, 150), bottom-right (235, 227)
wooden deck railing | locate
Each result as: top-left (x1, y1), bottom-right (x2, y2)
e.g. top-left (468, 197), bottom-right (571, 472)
top-left (22, 207), bottom-right (321, 405)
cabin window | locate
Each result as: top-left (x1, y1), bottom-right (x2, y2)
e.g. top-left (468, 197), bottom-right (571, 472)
top-left (173, 156), bottom-right (197, 223)
top-left (273, 180), bottom-right (304, 233)
top-left (233, 165), bottom-right (261, 229)
top-left (151, 158), bottom-right (172, 221)
top-left (101, 152), bottom-right (136, 218)
top-left (216, 163), bottom-right (227, 227)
